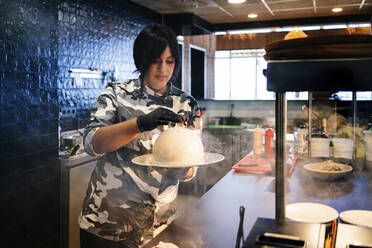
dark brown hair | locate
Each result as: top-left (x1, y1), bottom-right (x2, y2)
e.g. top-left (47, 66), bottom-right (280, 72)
top-left (133, 24), bottom-right (180, 82)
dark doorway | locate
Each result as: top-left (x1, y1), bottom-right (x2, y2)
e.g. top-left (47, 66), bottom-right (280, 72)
top-left (190, 46), bottom-right (205, 99)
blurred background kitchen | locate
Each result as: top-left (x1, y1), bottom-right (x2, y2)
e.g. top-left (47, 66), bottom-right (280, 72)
top-left (2, 0), bottom-right (372, 247)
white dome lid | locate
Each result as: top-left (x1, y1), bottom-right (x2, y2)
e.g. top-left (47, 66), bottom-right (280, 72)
top-left (153, 127), bottom-right (204, 164)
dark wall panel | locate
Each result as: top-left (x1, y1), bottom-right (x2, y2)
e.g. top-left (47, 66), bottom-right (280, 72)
top-left (0, 0), bottom-right (60, 245)
top-left (57, 0), bottom-right (150, 131)
top-left (0, 0), bottom-right (153, 247)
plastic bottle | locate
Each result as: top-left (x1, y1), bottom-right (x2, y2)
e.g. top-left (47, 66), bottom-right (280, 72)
top-left (265, 125), bottom-right (274, 156)
top-left (254, 124), bottom-right (263, 155)
top-left (321, 118), bottom-right (328, 138)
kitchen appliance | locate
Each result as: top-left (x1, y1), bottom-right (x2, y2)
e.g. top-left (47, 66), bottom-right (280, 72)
top-left (335, 223), bottom-right (372, 248)
top-left (244, 217), bottom-right (327, 247)
top-left (60, 130), bottom-right (83, 151)
top-left (244, 35), bottom-right (372, 247)
top-left (60, 153), bottom-right (98, 248)
top-left (245, 217), bottom-right (372, 248)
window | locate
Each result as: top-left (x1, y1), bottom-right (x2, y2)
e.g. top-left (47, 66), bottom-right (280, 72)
top-left (215, 49), bottom-right (308, 100)
top-left (215, 49), bottom-right (371, 100)
top-left (335, 91), bottom-right (372, 101)
top-left (215, 49), bottom-right (274, 100)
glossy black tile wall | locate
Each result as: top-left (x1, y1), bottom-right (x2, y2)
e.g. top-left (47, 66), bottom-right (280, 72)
top-left (57, 0), bottom-right (149, 131)
top-left (0, 0), bottom-right (59, 159)
top-left (0, 0), bottom-right (60, 246)
top-left (0, 0), bottom-right (153, 247)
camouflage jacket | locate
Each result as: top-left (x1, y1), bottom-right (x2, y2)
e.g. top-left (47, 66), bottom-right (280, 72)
top-left (79, 79), bottom-right (201, 248)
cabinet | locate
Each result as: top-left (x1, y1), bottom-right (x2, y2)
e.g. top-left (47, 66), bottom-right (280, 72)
top-left (60, 153), bottom-right (98, 248)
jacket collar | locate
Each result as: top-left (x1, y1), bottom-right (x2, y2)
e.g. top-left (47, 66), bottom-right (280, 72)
top-left (140, 79), bottom-right (173, 97)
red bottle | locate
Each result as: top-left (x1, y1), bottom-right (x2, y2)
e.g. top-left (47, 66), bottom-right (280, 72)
top-left (265, 125), bottom-right (274, 156)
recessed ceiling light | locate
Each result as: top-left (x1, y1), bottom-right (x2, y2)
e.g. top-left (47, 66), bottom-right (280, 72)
top-left (332, 7), bottom-right (343, 13)
top-left (228, 0), bottom-right (246, 4)
top-left (248, 13), bottom-right (258, 19)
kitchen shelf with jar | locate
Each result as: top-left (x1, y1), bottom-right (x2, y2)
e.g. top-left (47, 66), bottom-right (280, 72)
top-left (251, 34), bottom-right (372, 245)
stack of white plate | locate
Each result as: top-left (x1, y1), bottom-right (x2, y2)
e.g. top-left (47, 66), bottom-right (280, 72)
top-left (332, 138), bottom-right (354, 160)
top-left (365, 132), bottom-right (372, 161)
top-left (311, 138), bottom-right (330, 158)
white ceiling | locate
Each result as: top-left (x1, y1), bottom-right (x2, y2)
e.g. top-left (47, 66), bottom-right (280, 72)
top-left (130, 0), bottom-right (372, 24)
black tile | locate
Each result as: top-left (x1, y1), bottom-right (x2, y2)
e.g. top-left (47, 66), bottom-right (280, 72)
top-left (27, 105), bottom-right (39, 121)
top-left (1, 107), bottom-right (16, 124)
top-left (0, 124), bottom-right (16, 142)
top-left (15, 105), bottom-right (28, 122)
top-left (0, 158), bottom-right (14, 179)
top-left (39, 104), bottom-right (49, 119)
top-left (0, 175), bottom-right (16, 197)
top-left (48, 134), bottom-right (59, 149)
top-left (0, 140), bottom-right (16, 158)
top-left (15, 138), bottom-right (30, 157)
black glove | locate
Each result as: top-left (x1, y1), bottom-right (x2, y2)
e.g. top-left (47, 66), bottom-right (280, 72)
top-left (136, 107), bottom-right (182, 132)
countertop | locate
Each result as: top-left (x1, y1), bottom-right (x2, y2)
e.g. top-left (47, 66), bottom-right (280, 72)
top-left (144, 159), bottom-right (372, 248)
top-left (203, 126), bottom-right (254, 134)
top-left (59, 151), bottom-right (98, 167)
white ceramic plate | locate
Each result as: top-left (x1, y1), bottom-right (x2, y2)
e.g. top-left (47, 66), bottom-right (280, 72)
top-left (286, 202), bottom-right (339, 223)
top-left (131, 153), bottom-right (224, 168)
top-left (340, 210), bottom-right (372, 228)
top-left (304, 161), bottom-right (352, 180)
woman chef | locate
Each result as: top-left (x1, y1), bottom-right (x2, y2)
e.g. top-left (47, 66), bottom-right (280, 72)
top-left (79, 24), bottom-right (201, 248)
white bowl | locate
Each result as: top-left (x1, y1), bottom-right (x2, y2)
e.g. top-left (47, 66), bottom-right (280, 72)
top-left (304, 160), bottom-right (352, 180)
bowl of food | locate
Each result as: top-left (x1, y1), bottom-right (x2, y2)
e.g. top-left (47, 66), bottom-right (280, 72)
top-left (303, 160), bottom-right (352, 180)
top-left (132, 127), bottom-right (224, 167)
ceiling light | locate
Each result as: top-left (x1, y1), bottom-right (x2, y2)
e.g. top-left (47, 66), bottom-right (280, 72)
top-left (348, 23), bottom-right (370, 28)
top-left (323, 24), bottom-right (347, 30)
top-left (332, 7), bottom-right (343, 13)
top-left (214, 31), bottom-right (227, 35)
top-left (276, 26), bottom-right (321, 32)
top-left (248, 13), bottom-right (258, 19)
top-left (229, 28), bottom-right (271, 34)
top-left (228, 0), bottom-right (246, 4)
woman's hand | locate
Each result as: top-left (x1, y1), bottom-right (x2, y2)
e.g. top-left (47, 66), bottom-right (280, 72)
top-left (157, 167), bottom-right (194, 180)
top-left (92, 108), bottom-right (182, 154)
top-left (137, 107), bottom-right (182, 132)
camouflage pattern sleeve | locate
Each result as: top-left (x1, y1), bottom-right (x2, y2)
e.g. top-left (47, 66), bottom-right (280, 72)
top-left (83, 84), bottom-right (119, 157)
top-left (180, 96), bottom-right (201, 182)
top-left (180, 95), bottom-right (201, 131)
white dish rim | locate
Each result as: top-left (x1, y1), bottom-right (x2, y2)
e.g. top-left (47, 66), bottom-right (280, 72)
top-left (132, 152), bottom-right (224, 168)
top-left (286, 202), bottom-right (339, 223)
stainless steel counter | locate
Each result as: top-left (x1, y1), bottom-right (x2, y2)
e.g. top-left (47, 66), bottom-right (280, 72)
top-left (144, 159), bottom-right (372, 248)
